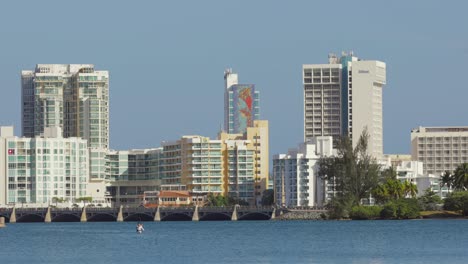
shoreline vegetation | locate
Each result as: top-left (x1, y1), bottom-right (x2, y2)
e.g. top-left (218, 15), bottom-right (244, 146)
top-left (274, 209), bottom-right (467, 221)
top-left (313, 130), bottom-right (468, 221)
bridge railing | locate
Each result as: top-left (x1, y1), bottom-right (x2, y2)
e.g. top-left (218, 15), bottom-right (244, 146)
top-left (50, 208), bottom-right (83, 212)
top-left (283, 206), bottom-right (328, 211)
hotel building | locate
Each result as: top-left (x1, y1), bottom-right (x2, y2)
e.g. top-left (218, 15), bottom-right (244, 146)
top-left (411, 126), bottom-right (468, 176)
top-left (303, 52), bottom-right (386, 159)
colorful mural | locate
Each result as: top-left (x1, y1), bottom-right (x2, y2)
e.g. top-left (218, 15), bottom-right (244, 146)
top-left (229, 84), bottom-right (255, 134)
top-left (237, 86), bottom-right (253, 133)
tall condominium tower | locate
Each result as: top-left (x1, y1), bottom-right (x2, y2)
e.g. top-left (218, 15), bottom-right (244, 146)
top-left (21, 64), bottom-right (109, 149)
top-left (303, 52), bottom-right (386, 158)
top-left (224, 69), bottom-right (260, 134)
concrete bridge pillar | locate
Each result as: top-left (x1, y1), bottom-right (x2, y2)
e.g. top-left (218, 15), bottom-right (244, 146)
top-left (154, 207), bottom-right (161, 222)
top-left (44, 207), bottom-right (52, 223)
top-left (192, 205), bottom-right (199, 221)
top-left (117, 205), bottom-right (124, 222)
top-left (0, 217), bottom-right (5, 228)
top-left (80, 206), bottom-right (87, 222)
top-left (10, 207), bottom-right (16, 223)
top-left (231, 205), bottom-right (238, 221)
top-left (270, 208), bottom-right (276, 220)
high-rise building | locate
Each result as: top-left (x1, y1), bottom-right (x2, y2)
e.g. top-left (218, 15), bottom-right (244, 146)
top-left (219, 120), bottom-right (269, 205)
top-left (411, 126), bottom-right (468, 176)
top-left (21, 64), bottom-right (109, 149)
top-left (303, 52), bottom-right (386, 158)
top-left (158, 120), bottom-right (269, 205)
top-left (161, 136), bottom-right (225, 196)
top-left (224, 69), bottom-right (260, 134)
top-left (0, 126), bottom-right (89, 205)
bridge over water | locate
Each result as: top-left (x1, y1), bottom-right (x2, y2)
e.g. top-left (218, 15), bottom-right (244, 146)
top-left (0, 206), bottom-right (286, 223)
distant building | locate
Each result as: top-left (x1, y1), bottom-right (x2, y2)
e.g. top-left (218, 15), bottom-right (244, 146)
top-left (224, 69), bottom-right (260, 134)
top-left (105, 148), bottom-right (162, 205)
top-left (161, 135), bottom-right (226, 197)
top-left (411, 126), bottom-right (468, 176)
top-left (0, 126), bottom-right (89, 205)
top-left (383, 157), bottom-right (451, 198)
top-left (159, 120), bottom-right (269, 205)
top-left (303, 52), bottom-right (386, 159)
top-left (384, 154), bottom-right (412, 167)
top-left (21, 64), bottom-right (109, 149)
top-left (273, 137), bottom-right (336, 207)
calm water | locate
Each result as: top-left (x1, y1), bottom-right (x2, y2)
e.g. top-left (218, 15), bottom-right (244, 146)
top-left (1, 220), bottom-right (467, 264)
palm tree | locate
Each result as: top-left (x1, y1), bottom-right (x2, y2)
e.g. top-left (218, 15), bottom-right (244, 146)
top-left (403, 180), bottom-right (418, 198)
top-left (453, 163), bottom-right (468, 191)
top-left (372, 184), bottom-right (390, 204)
top-left (387, 179), bottom-right (404, 200)
top-left (381, 167), bottom-right (397, 181)
top-left (440, 170), bottom-right (453, 196)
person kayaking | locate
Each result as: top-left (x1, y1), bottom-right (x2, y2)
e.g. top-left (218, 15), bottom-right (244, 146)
top-left (136, 223), bottom-right (144, 234)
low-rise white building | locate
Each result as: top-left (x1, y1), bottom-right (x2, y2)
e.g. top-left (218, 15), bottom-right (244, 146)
top-left (273, 136), bottom-right (336, 207)
top-left (384, 156), bottom-right (450, 198)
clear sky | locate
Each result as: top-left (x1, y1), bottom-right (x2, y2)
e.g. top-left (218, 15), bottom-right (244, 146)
top-left (0, 0), bottom-right (467, 158)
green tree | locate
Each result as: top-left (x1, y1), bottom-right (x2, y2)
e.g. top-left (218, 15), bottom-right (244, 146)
top-left (372, 178), bottom-right (418, 205)
top-left (403, 180), bottom-right (418, 198)
top-left (381, 167), bottom-right (397, 181)
top-left (380, 198), bottom-right (421, 219)
top-left (418, 188), bottom-right (442, 211)
top-left (440, 170), bottom-right (453, 192)
top-left (261, 189), bottom-right (274, 206)
top-left (443, 191), bottom-right (468, 216)
top-left (52, 197), bottom-right (66, 206)
top-left (76, 197), bottom-right (93, 206)
top-left (453, 163), bottom-right (468, 191)
top-left (318, 129), bottom-right (381, 207)
top-left (349, 205), bottom-right (382, 220)
top-left (206, 194), bottom-right (229, 206)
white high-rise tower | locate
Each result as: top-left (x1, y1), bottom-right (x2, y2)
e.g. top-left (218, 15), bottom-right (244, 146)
top-left (21, 64), bottom-right (109, 149)
top-left (303, 52), bottom-right (386, 158)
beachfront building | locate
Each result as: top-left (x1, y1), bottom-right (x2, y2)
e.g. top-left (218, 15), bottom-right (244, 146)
top-left (303, 52), bottom-right (386, 159)
top-left (21, 64), bottom-right (109, 149)
top-left (385, 157), bottom-right (451, 198)
top-left (224, 69), bottom-right (260, 134)
top-left (411, 126), bottom-right (468, 176)
top-left (159, 121), bottom-right (269, 205)
top-left (22, 65), bottom-right (110, 183)
top-left (273, 136), bottom-right (336, 207)
top-left (105, 148), bottom-right (162, 205)
top-left (161, 136), bottom-right (225, 197)
top-left (219, 120), bottom-right (269, 205)
top-left (0, 126), bottom-right (89, 205)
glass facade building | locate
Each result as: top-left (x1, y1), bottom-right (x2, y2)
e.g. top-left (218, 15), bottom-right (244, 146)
top-left (21, 64), bottom-right (109, 149)
top-left (0, 127), bottom-right (89, 205)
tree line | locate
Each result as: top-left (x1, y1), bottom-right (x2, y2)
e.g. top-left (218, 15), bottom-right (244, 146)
top-left (318, 128), bottom-right (468, 219)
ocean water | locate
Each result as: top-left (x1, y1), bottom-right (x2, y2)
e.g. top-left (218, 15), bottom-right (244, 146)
top-left (0, 220), bottom-right (467, 264)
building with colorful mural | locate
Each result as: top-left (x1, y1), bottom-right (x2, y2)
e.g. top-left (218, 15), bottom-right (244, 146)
top-left (224, 69), bottom-right (260, 134)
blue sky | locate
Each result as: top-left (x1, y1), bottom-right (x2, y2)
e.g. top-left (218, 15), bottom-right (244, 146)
top-left (0, 0), bottom-right (467, 157)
